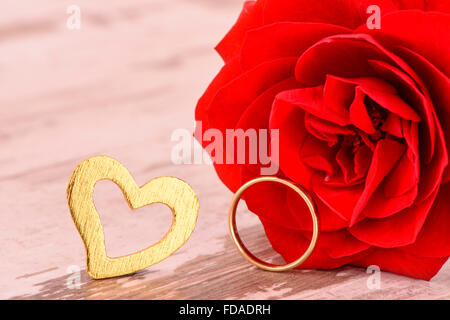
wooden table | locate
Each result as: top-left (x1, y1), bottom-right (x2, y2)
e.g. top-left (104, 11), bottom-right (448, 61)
top-left (1, 0), bottom-right (449, 300)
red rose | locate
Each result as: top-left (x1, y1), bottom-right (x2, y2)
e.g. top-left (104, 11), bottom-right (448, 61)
top-left (195, 0), bottom-right (450, 280)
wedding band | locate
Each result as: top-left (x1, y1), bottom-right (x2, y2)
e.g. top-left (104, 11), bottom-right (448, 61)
top-left (228, 176), bottom-right (319, 272)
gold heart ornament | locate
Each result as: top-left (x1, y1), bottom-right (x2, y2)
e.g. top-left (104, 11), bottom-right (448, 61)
top-left (67, 156), bottom-right (199, 279)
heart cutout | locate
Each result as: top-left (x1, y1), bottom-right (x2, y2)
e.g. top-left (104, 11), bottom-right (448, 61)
top-left (67, 156), bottom-right (199, 279)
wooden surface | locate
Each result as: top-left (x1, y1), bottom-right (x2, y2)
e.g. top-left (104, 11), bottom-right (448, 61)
top-left (1, 0), bottom-right (449, 300)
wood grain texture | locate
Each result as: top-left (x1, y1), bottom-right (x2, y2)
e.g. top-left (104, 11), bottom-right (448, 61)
top-left (1, 0), bottom-right (449, 300)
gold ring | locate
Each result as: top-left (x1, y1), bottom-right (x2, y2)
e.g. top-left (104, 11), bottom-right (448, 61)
top-left (228, 176), bottom-right (319, 272)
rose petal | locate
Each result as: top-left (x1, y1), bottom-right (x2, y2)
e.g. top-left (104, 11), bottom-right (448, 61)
top-left (302, 155), bottom-right (335, 175)
top-left (241, 22), bottom-right (350, 70)
top-left (354, 145), bottom-right (372, 177)
top-left (358, 85), bottom-right (421, 122)
top-left (207, 58), bottom-right (296, 133)
top-left (320, 230), bottom-right (372, 259)
top-left (304, 114), bottom-right (354, 146)
top-left (276, 86), bottom-right (350, 126)
top-left (350, 139), bottom-right (406, 225)
top-left (394, 46), bottom-right (450, 183)
top-left (392, 0), bottom-right (424, 10)
top-left (300, 134), bottom-right (337, 165)
top-left (323, 75), bottom-right (356, 114)
top-left (336, 146), bottom-right (356, 182)
top-left (363, 184), bottom-right (418, 218)
top-left (380, 112), bottom-right (403, 138)
top-left (286, 190), bottom-right (349, 232)
top-left (263, 0), bottom-right (397, 29)
top-left (296, 33), bottom-right (440, 165)
top-left (313, 176), bottom-right (363, 222)
top-left (401, 120), bottom-right (420, 177)
top-left (349, 87), bottom-right (376, 134)
top-left (383, 152), bottom-right (418, 197)
top-left (352, 247), bottom-right (448, 280)
top-left (269, 101), bottom-right (310, 184)
top-left (195, 58), bottom-right (242, 124)
top-left (295, 36), bottom-right (391, 86)
top-left (349, 188), bottom-right (439, 248)
top-left (203, 73), bottom-right (296, 192)
top-left (403, 183), bottom-right (450, 258)
top-left (358, 11), bottom-right (450, 77)
top-left (261, 217), bottom-right (371, 269)
top-left (242, 176), bottom-right (307, 230)
top-left (425, 0), bottom-right (450, 13)
top-left (232, 77), bottom-right (300, 176)
top-left (367, 58), bottom-right (436, 163)
top-left (236, 77), bottom-right (299, 131)
top-left (215, 1), bottom-right (263, 63)
top-left (334, 76), bottom-right (421, 122)
top-left (416, 112), bottom-right (448, 203)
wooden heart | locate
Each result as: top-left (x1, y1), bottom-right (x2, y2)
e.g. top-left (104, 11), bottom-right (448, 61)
top-left (67, 156), bottom-right (199, 279)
